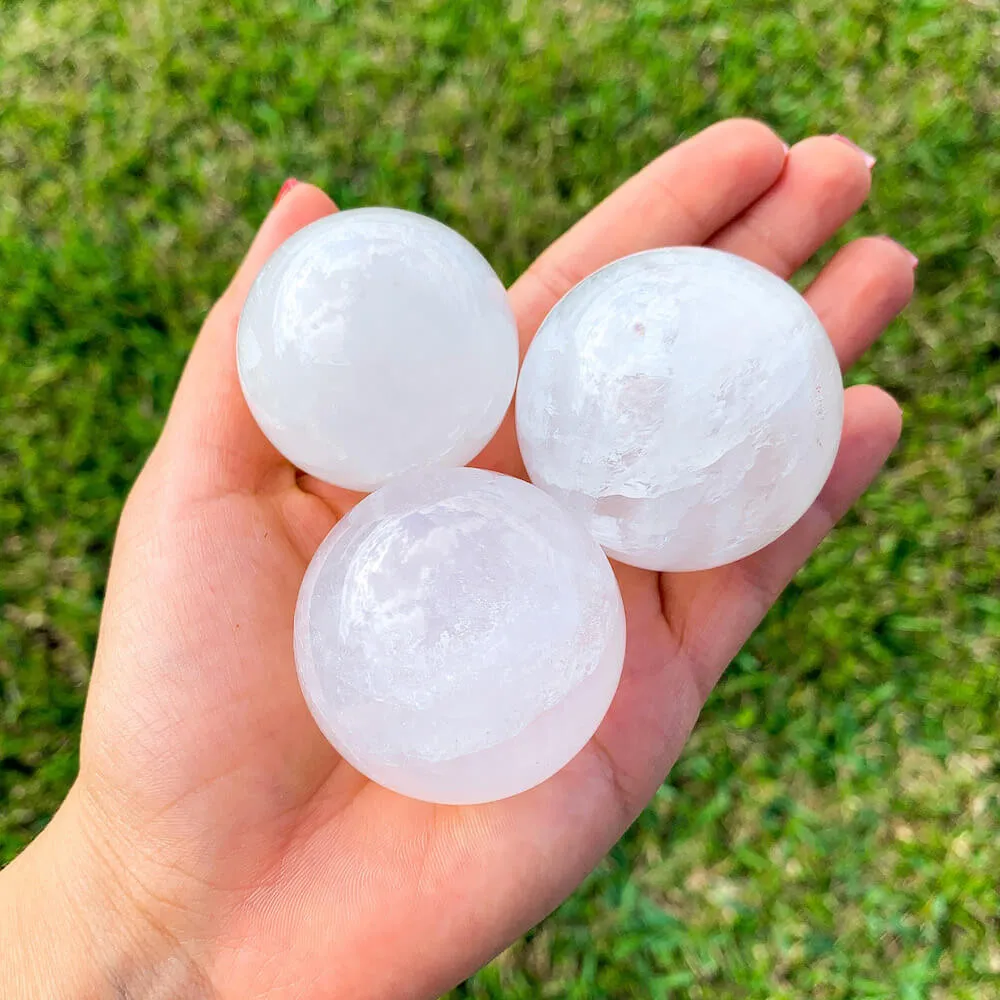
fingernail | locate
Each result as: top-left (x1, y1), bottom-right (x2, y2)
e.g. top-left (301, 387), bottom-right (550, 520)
top-left (274, 177), bottom-right (299, 206)
top-left (877, 235), bottom-right (919, 269)
top-left (831, 135), bottom-right (876, 169)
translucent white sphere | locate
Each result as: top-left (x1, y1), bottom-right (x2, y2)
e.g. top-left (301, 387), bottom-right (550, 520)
top-left (237, 208), bottom-right (519, 491)
top-left (516, 248), bottom-right (844, 572)
top-left (294, 468), bottom-right (626, 804)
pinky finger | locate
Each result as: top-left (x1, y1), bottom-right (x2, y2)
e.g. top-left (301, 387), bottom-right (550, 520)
top-left (733, 384), bottom-right (904, 615)
top-left (664, 384), bottom-right (904, 688)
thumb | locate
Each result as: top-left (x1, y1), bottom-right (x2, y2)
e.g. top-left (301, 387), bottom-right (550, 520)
top-left (158, 181), bottom-right (338, 493)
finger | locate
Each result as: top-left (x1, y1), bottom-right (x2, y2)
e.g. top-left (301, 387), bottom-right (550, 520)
top-left (661, 384), bottom-right (903, 697)
top-left (160, 182), bottom-right (338, 490)
top-left (805, 236), bottom-right (917, 370)
top-left (708, 135), bottom-right (874, 277)
top-left (508, 118), bottom-right (789, 346)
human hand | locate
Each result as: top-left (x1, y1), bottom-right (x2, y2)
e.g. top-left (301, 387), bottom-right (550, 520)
top-left (1, 120), bottom-right (915, 1000)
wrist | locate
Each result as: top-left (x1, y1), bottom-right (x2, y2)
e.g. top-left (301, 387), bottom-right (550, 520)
top-left (0, 785), bottom-right (216, 1000)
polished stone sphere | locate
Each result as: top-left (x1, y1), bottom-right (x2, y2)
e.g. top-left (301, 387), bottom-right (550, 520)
top-left (237, 208), bottom-right (519, 492)
top-left (294, 468), bottom-right (626, 804)
top-left (516, 248), bottom-right (844, 571)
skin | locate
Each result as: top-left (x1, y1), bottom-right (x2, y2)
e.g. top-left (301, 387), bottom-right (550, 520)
top-left (0, 120), bottom-right (915, 999)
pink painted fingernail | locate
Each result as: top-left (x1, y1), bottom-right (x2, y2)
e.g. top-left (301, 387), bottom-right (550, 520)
top-left (274, 177), bottom-right (299, 206)
top-left (831, 135), bottom-right (876, 169)
top-left (877, 235), bottom-right (919, 268)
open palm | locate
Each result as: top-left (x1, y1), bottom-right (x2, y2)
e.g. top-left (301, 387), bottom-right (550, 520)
top-left (57, 121), bottom-right (913, 999)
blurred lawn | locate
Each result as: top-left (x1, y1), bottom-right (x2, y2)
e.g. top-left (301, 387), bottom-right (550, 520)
top-left (1, 1), bottom-right (998, 996)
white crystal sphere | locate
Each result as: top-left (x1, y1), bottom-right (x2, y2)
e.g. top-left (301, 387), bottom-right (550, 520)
top-left (294, 468), bottom-right (626, 804)
top-left (237, 208), bottom-right (519, 491)
top-left (516, 248), bottom-right (844, 572)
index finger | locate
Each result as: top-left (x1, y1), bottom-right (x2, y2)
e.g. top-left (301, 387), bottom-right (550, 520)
top-left (508, 119), bottom-right (788, 344)
top-left (158, 182), bottom-right (338, 493)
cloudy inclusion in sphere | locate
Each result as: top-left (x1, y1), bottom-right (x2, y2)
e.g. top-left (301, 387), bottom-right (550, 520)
top-left (237, 208), bottom-right (519, 492)
top-left (516, 248), bottom-right (844, 572)
top-left (294, 468), bottom-right (626, 804)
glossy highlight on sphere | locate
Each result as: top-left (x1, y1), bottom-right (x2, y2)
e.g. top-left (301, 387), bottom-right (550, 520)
top-left (516, 248), bottom-right (844, 572)
top-left (237, 208), bottom-right (519, 491)
top-left (294, 468), bottom-right (626, 804)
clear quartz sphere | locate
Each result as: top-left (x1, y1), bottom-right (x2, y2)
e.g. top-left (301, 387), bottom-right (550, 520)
top-left (516, 248), bottom-right (844, 572)
top-left (237, 207), bottom-right (519, 492)
top-left (294, 468), bottom-right (626, 805)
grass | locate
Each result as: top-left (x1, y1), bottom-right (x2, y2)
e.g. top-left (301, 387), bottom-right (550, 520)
top-left (1, 0), bottom-right (997, 996)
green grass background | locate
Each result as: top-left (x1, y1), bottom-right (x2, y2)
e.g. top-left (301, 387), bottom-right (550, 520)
top-left (1, 0), bottom-right (997, 996)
